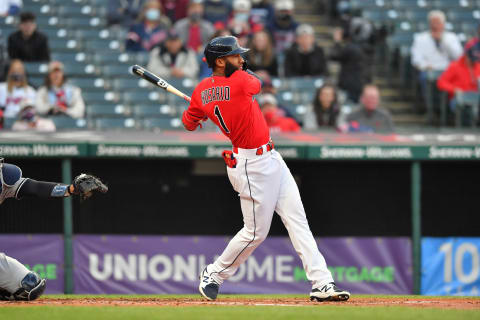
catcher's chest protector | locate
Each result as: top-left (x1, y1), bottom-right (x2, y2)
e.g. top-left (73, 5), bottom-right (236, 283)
top-left (0, 162), bottom-right (26, 204)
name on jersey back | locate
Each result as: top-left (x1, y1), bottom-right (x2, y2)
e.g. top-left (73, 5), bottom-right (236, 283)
top-left (201, 86), bottom-right (231, 105)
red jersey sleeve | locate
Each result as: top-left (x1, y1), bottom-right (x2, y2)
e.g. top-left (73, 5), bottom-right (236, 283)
top-left (182, 88), bottom-right (205, 131)
top-left (239, 70), bottom-right (261, 96)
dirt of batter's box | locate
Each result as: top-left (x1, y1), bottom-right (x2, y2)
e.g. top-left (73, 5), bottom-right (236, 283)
top-left (1, 297), bottom-right (479, 309)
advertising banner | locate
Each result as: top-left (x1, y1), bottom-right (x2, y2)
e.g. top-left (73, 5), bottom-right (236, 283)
top-left (0, 235), bottom-right (64, 293)
top-left (74, 236), bottom-right (412, 295)
top-left (422, 237), bottom-right (480, 296)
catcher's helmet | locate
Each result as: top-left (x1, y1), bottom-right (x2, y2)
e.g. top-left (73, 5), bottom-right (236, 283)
top-left (204, 36), bottom-right (249, 68)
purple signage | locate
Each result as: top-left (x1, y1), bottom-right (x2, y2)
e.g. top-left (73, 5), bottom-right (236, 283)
top-left (0, 235), bottom-right (64, 294)
top-left (74, 235), bottom-right (412, 295)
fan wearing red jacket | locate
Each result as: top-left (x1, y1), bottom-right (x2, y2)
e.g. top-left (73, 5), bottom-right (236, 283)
top-left (182, 36), bottom-right (350, 303)
top-left (437, 40), bottom-right (480, 101)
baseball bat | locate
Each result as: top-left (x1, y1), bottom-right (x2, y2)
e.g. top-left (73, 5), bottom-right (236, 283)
top-left (128, 65), bottom-right (191, 102)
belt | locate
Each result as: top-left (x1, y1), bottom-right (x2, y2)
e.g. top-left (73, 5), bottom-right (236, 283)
top-left (233, 140), bottom-right (274, 159)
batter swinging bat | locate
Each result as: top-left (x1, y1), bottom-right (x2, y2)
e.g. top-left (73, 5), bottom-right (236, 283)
top-left (128, 65), bottom-right (191, 102)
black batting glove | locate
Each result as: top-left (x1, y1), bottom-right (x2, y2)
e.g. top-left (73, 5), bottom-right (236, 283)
top-left (242, 60), bottom-right (248, 71)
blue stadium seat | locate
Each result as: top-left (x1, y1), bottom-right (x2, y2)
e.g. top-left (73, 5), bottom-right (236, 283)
top-left (57, 5), bottom-right (94, 17)
top-left (68, 78), bottom-right (107, 91)
top-left (51, 116), bottom-right (88, 130)
top-left (86, 104), bottom-right (131, 118)
top-left (67, 17), bottom-right (105, 29)
top-left (112, 78), bottom-right (144, 91)
top-left (405, 8), bottom-right (430, 22)
top-left (351, 0), bottom-right (387, 10)
top-left (133, 105), bottom-right (176, 118)
top-left (142, 118), bottom-right (183, 130)
top-left (49, 38), bottom-right (83, 52)
top-left (447, 10), bottom-right (480, 23)
top-left (29, 76), bottom-right (44, 88)
top-left (102, 64), bottom-right (132, 78)
top-left (393, 0), bottom-right (430, 9)
top-left (51, 52), bottom-right (90, 64)
top-left (82, 91), bottom-right (117, 104)
top-left (95, 118), bottom-right (137, 129)
top-left (24, 62), bottom-right (49, 77)
top-left (123, 90), bottom-right (168, 105)
top-left (3, 118), bottom-right (16, 130)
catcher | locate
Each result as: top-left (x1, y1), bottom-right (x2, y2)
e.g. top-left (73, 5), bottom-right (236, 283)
top-left (0, 157), bottom-right (107, 301)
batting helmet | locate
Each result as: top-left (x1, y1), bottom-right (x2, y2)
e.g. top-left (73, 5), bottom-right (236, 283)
top-left (204, 36), bottom-right (249, 68)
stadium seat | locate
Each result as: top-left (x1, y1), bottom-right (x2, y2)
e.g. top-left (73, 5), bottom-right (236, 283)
top-left (350, 0), bottom-right (386, 10)
top-left (133, 105), bottom-right (176, 118)
top-left (447, 10), bottom-right (480, 23)
top-left (66, 17), bottom-right (105, 29)
top-left (102, 64), bottom-right (132, 78)
top-left (69, 78), bottom-right (108, 91)
top-left (95, 117), bottom-right (137, 129)
top-left (123, 90), bottom-right (168, 105)
top-left (82, 91), bottom-right (117, 104)
top-left (24, 62), bottom-right (49, 77)
top-left (405, 8), bottom-right (430, 22)
top-left (3, 118), bottom-right (16, 130)
top-left (393, 0), bottom-right (430, 9)
top-left (51, 116), bottom-right (88, 130)
top-left (112, 78), bottom-right (144, 91)
top-left (425, 70), bottom-right (448, 126)
top-left (35, 16), bottom-right (65, 28)
top-left (57, 5), bottom-right (95, 17)
top-left (86, 104), bottom-right (131, 118)
top-left (93, 52), bottom-right (134, 64)
top-left (62, 63), bottom-right (97, 77)
top-left (49, 38), bottom-right (83, 52)
top-left (453, 91), bottom-right (480, 127)
top-left (51, 52), bottom-right (90, 64)
top-left (142, 118), bottom-right (183, 130)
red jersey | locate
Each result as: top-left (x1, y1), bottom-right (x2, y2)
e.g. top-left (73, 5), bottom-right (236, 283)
top-left (185, 70), bottom-right (270, 149)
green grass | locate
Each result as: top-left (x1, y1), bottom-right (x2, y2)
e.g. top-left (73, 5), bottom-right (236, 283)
top-left (0, 295), bottom-right (479, 320)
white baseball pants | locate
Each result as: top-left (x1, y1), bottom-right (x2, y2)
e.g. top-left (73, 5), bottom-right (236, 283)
top-left (0, 253), bottom-right (29, 293)
top-left (208, 145), bottom-right (334, 289)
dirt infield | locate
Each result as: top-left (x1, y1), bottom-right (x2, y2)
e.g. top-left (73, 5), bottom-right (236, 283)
top-left (1, 297), bottom-right (479, 309)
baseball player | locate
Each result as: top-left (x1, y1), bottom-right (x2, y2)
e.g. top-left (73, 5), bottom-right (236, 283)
top-left (182, 36), bottom-right (350, 302)
top-left (0, 157), bottom-right (107, 301)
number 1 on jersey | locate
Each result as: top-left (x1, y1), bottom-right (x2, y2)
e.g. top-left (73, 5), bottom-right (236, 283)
top-left (214, 105), bottom-right (230, 134)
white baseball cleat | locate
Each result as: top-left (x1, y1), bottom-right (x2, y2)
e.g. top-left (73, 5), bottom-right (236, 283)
top-left (310, 282), bottom-right (350, 302)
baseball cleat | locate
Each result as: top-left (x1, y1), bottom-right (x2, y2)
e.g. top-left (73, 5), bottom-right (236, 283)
top-left (310, 282), bottom-right (350, 302)
top-left (198, 267), bottom-right (219, 301)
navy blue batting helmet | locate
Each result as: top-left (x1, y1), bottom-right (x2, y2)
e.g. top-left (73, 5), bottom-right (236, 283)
top-left (204, 36), bottom-right (249, 68)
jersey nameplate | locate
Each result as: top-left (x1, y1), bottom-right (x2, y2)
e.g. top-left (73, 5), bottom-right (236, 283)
top-left (201, 86), bottom-right (230, 105)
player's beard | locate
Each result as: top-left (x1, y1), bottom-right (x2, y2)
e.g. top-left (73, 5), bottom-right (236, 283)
top-left (225, 61), bottom-right (239, 78)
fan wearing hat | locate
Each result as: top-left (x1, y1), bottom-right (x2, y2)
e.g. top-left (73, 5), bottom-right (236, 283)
top-left (147, 29), bottom-right (199, 79)
top-left (437, 40), bottom-right (480, 124)
top-left (258, 93), bottom-right (300, 132)
top-left (35, 61), bottom-right (85, 119)
top-left (11, 99), bottom-right (55, 132)
top-left (266, 0), bottom-right (298, 53)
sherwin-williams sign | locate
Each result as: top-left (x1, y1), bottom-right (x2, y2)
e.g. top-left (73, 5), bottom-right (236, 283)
top-left (0, 235), bottom-right (64, 293)
top-left (74, 236), bottom-right (412, 294)
top-left (422, 238), bottom-right (480, 296)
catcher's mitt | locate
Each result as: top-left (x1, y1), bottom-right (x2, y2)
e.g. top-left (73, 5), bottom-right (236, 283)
top-left (72, 173), bottom-right (108, 200)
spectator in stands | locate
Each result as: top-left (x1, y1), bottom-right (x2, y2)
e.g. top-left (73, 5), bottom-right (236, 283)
top-left (160, 0), bottom-right (189, 23)
top-left (228, 0), bottom-right (260, 43)
top-left (8, 12), bottom-right (50, 62)
top-left (0, 0), bottom-right (21, 17)
top-left (284, 24), bottom-right (328, 77)
top-left (125, 0), bottom-right (171, 52)
top-left (147, 29), bottom-right (199, 79)
top-left (251, 0), bottom-right (275, 27)
top-left (107, 0), bottom-right (145, 29)
top-left (12, 100), bottom-right (55, 132)
top-left (339, 84), bottom-right (394, 133)
top-left (437, 41), bottom-right (480, 125)
top-left (203, 0), bottom-right (231, 25)
top-left (304, 84), bottom-right (341, 130)
top-left (246, 30), bottom-right (278, 76)
top-left (0, 59), bottom-right (36, 118)
top-left (411, 10), bottom-right (463, 98)
top-left (267, 0), bottom-right (298, 53)
top-left (259, 93), bottom-right (300, 132)
top-left (174, 0), bottom-right (215, 53)
top-left (35, 61), bottom-right (85, 119)
top-left (330, 27), bottom-right (365, 103)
